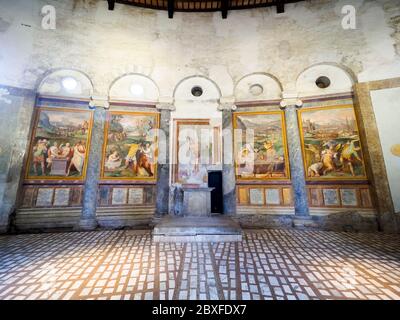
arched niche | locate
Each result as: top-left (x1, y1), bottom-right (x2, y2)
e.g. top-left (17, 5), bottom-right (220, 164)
top-left (173, 75), bottom-right (221, 118)
top-left (296, 63), bottom-right (356, 97)
top-left (170, 76), bottom-right (223, 187)
top-left (37, 69), bottom-right (94, 99)
top-left (234, 73), bottom-right (283, 102)
top-left (109, 74), bottom-right (159, 102)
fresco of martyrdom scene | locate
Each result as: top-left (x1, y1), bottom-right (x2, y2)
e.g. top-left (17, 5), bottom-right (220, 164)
top-left (26, 108), bottom-right (92, 179)
top-left (101, 112), bottom-right (159, 180)
top-left (233, 112), bottom-right (290, 180)
top-left (175, 120), bottom-right (213, 185)
top-left (298, 105), bottom-right (367, 180)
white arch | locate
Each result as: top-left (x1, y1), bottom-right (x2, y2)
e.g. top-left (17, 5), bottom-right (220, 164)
top-left (296, 63), bottom-right (356, 97)
top-left (234, 72), bottom-right (283, 101)
top-left (173, 75), bottom-right (222, 101)
top-left (109, 73), bottom-right (160, 102)
top-left (37, 68), bottom-right (94, 98)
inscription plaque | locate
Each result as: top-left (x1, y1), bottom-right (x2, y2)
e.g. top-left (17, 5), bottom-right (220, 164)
top-left (128, 188), bottom-right (144, 205)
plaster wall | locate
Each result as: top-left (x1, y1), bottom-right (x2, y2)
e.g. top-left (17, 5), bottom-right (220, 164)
top-left (370, 87), bottom-right (400, 213)
top-left (0, 0), bottom-right (399, 95)
top-left (1, 0), bottom-right (400, 232)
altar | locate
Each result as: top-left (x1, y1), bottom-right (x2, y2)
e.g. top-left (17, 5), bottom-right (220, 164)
top-left (50, 158), bottom-right (69, 175)
top-left (181, 186), bottom-right (214, 217)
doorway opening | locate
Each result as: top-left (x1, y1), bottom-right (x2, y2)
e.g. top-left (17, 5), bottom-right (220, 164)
top-left (208, 171), bottom-right (223, 214)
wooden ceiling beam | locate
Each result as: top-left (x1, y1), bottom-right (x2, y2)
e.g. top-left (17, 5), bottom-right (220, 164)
top-left (221, 0), bottom-right (228, 19)
top-left (107, 0), bottom-right (115, 10)
top-left (110, 0), bottom-right (304, 16)
top-left (168, 0), bottom-right (175, 18)
top-left (276, 0), bottom-right (285, 13)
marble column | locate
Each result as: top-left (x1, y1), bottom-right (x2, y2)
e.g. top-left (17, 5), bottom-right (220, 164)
top-left (79, 105), bottom-right (106, 230)
top-left (219, 99), bottom-right (236, 215)
top-left (155, 103), bottom-right (173, 217)
top-left (156, 110), bottom-right (171, 216)
top-left (281, 101), bottom-right (310, 217)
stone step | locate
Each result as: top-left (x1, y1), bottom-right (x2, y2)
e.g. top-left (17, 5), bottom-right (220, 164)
top-left (153, 216), bottom-right (242, 242)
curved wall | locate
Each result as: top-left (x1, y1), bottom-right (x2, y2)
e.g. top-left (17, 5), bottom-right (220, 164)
top-left (1, 0), bottom-right (400, 233)
top-left (0, 0), bottom-right (399, 96)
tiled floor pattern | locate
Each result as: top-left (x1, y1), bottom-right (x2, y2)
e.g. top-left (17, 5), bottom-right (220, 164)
top-left (0, 229), bottom-right (399, 300)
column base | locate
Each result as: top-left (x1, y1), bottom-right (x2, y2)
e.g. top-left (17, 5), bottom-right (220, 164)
top-left (0, 224), bottom-right (8, 234)
top-left (77, 218), bottom-right (98, 231)
top-left (292, 216), bottom-right (317, 229)
top-left (378, 212), bottom-right (400, 233)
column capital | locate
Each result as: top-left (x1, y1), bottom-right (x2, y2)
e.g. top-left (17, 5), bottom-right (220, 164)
top-left (156, 97), bottom-right (175, 111)
top-left (218, 96), bottom-right (237, 111)
top-left (0, 87), bottom-right (12, 104)
top-left (89, 95), bottom-right (110, 109)
top-left (279, 99), bottom-right (303, 110)
top-left (279, 91), bottom-right (302, 110)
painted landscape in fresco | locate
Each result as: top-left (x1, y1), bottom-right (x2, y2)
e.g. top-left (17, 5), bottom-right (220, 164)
top-left (299, 105), bottom-right (366, 180)
top-left (234, 112), bottom-right (289, 180)
top-left (176, 121), bottom-right (212, 185)
top-left (101, 112), bottom-right (158, 180)
top-left (27, 108), bottom-right (92, 179)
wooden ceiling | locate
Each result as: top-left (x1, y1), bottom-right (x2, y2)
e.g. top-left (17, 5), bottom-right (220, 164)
top-left (107, 0), bottom-right (306, 19)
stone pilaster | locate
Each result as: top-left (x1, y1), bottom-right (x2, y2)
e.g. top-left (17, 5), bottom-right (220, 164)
top-left (280, 98), bottom-right (310, 220)
top-left (0, 85), bottom-right (36, 233)
top-left (79, 103), bottom-right (107, 230)
top-left (219, 97), bottom-right (237, 215)
top-left (155, 99), bottom-right (174, 216)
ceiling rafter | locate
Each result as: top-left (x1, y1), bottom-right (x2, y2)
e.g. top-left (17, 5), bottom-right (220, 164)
top-left (107, 0), bottom-right (301, 18)
top-left (221, 0), bottom-right (228, 19)
top-left (107, 0), bottom-right (115, 10)
top-left (168, 0), bottom-right (175, 18)
top-left (276, 0), bottom-right (285, 13)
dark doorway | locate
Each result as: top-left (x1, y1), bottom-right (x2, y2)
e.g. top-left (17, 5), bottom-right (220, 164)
top-left (208, 171), bottom-right (223, 214)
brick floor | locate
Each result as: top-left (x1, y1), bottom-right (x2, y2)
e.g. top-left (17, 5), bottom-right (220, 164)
top-left (0, 229), bottom-right (399, 300)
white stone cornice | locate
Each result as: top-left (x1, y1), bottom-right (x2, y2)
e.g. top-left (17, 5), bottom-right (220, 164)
top-left (89, 95), bottom-right (110, 109)
top-left (218, 96), bottom-right (237, 111)
top-left (156, 97), bottom-right (175, 111)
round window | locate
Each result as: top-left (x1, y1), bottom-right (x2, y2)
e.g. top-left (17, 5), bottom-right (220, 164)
top-left (315, 76), bottom-right (331, 89)
top-left (249, 84), bottom-right (264, 96)
top-left (191, 86), bottom-right (203, 97)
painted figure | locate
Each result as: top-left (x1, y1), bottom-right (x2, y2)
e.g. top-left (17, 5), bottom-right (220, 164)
top-left (142, 142), bottom-right (155, 175)
top-left (125, 143), bottom-right (139, 173)
top-left (105, 150), bottom-right (122, 170)
top-left (32, 139), bottom-right (48, 175)
top-left (238, 144), bottom-right (255, 176)
top-left (46, 142), bottom-right (60, 169)
top-left (81, 120), bottom-right (89, 135)
top-left (137, 142), bottom-right (153, 176)
top-left (336, 140), bottom-right (362, 176)
top-left (67, 141), bottom-right (86, 176)
top-left (321, 142), bottom-right (337, 176)
top-left (179, 136), bottom-right (200, 180)
top-left (263, 141), bottom-right (279, 176)
top-left (60, 143), bottom-right (73, 159)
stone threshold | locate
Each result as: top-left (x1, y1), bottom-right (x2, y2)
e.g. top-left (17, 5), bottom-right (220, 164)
top-left (153, 215), bottom-right (242, 242)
